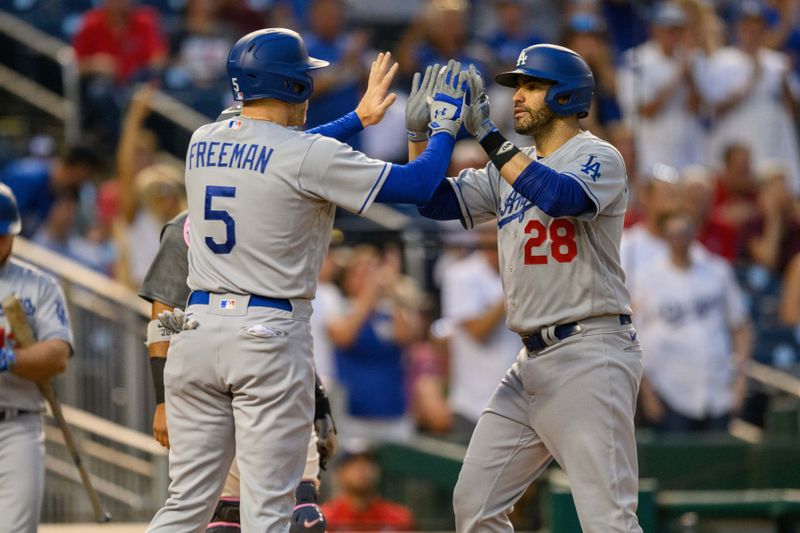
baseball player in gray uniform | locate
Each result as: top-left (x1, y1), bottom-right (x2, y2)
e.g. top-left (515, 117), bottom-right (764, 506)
top-left (140, 48), bottom-right (404, 532)
top-left (0, 184), bottom-right (74, 533)
top-left (413, 45), bottom-right (643, 532)
top-left (147, 28), bottom-right (467, 532)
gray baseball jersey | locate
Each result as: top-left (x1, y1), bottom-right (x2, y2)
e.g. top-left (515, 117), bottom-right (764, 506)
top-left (447, 131), bottom-right (631, 332)
top-left (185, 117), bottom-right (390, 298)
top-left (149, 116), bottom-right (391, 532)
top-left (0, 257), bottom-right (74, 411)
top-left (449, 130), bottom-right (643, 533)
top-left (0, 256), bottom-right (73, 533)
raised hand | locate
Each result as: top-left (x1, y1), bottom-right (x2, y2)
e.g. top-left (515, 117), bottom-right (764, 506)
top-left (355, 51), bottom-right (399, 127)
top-left (405, 63), bottom-right (440, 142)
top-left (428, 59), bottom-right (468, 139)
top-left (463, 65), bottom-right (498, 141)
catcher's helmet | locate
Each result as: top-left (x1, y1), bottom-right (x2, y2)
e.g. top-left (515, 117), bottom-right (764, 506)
top-left (226, 28), bottom-right (329, 103)
top-left (0, 184), bottom-right (21, 236)
top-left (496, 44), bottom-right (595, 119)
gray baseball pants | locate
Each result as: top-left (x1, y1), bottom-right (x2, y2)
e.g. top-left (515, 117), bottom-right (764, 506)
top-left (0, 412), bottom-right (45, 533)
top-left (453, 315), bottom-right (643, 533)
top-left (148, 294), bottom-right (315, 533)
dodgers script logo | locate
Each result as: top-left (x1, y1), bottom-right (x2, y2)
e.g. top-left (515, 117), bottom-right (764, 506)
top-left (219, 299), bottom-right (237, 310)
top-left (498, 190), bottom-right (535, 229)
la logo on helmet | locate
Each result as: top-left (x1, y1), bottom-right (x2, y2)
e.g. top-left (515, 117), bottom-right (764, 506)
top-left (516, 51), bottom-right (527, 67)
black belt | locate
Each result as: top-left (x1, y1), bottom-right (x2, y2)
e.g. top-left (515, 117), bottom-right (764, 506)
top-left (188, 291), bottom-right (292, 313)
top-left (521, 315), bottom-right (632, 354)
top-left (0, 409), bottom-right (34, 421)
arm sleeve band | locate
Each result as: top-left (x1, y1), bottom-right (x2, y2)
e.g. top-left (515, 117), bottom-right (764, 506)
top-left (375, 133), bottom-right (455, 204)
top-left (149, 357), bottom-right (166, 404)
top-left (512, 160), bottom-right (595, 218)
top-left (417, 180), bottom-right (462, 221)
top-left (479, 130), bottom-right (521, 171)
top-left (306, 111), bottom-right (364, 143)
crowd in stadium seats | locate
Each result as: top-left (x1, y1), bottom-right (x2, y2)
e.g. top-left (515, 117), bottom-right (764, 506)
top-left (4, 0), bottom-right (800, 453)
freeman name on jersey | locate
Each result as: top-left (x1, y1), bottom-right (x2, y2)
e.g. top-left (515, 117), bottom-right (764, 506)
top-left (188, 141), bottom-right (274, 174)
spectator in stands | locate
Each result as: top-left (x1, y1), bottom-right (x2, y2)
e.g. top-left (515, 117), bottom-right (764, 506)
top-left (634, 209), bottom-right (753, 432)
top-left (617, 2), bottom-right (705, 176)
top-left (312, 237), bottom-right (348, 386)
top-left (563, 12), bottom-right (623, 141)
top-left (441, 222), bottom-right (519, 443)
top-left (0, 145), bottom-right (99, 239)
top-left (32, 191), bottom-right (116, 275)
top-left (710, 143), bottom-right (760, 239)
top-left (621, 163), bottom-right (689, 288)
top-left (322, 443), bottom-right (415, 531)
top-left (304, 0), bottom-right (369, 149)
top-left (682, 165), bottom-right (739, 261)
top-left (697, 1), bottom-right (800, 193)
top-left (328, 245), bottom-right (423, 442)
top-left (73, 0), bottom-right (168, 143)
top-left (483, 0), bottom-right (544, 73)
top-left (741, 166), bottom-right (800, 275)
top-left (780, 251), bottom-right (800, 325)
top-left (407, 309), bottom-right (452, 436)
top-left (166, 0), bottom-right (235, 116)
top-left (396, 0), bottom-right (489, 83)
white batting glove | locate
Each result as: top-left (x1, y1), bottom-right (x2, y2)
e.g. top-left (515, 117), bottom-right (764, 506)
top-left (463, 65), bottom-right (498, 142)
top-left (427, 60), bottom-right (468, 139)
top-left (157, 308), bottom-right (199, 334)
top-left (405, 64), bottom-right (440, 142)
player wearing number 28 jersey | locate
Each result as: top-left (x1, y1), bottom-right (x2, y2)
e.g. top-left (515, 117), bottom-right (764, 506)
top-left (414, 45), bottom-right (642, 533)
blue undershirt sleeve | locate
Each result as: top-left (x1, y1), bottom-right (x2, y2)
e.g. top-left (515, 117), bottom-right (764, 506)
top-left (512, 160), bottom-right (595, 218)
top-left (374, 133), bottom-right (455, 204)
top-left (306, 111), bottom-right (364, 143)
top-left (416, 180), bottom-right (462, 221)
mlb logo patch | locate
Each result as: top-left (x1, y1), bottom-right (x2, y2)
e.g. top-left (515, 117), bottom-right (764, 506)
top-left (219, 299), bottom-right (237, 310)
top-left (228, 119), bottom-right (243, 130)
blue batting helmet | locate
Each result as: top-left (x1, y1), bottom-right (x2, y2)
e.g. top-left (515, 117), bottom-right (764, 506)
top-left (226, 28), bottom-right (329, 103)
top-left (495, 44), bottom-right (595, 119)
top-left (0, 184), bottom-right (21, 236)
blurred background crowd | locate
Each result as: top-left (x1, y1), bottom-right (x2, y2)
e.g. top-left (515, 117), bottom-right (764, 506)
top-left (3, 0), bottom-right (800, 529)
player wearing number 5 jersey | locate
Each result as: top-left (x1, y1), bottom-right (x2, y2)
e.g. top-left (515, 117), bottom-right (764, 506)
top-left (147, 28), bottom-right (467, 533)
top-left (414, 45), bottom-right (643, 532)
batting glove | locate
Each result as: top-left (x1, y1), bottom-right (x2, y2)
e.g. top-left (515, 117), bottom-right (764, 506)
top-left (428, 59), bottom-right (468, 139)
top-left (405, 64), bottom-right (440, 142)
top-left (157, 308), bottom-right (199, 335)
top-left (291, 480), bottom-right (326, 533)
top-left (0, 346), bottom-right (15, 373)
top-left (463, 65), bottom-right (498, 142)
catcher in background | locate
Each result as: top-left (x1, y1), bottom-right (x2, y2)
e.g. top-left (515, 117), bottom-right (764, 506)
top-left (139, 209), bottom-right (336, 533)
top-left (0, 184), bottom-right (74, 533)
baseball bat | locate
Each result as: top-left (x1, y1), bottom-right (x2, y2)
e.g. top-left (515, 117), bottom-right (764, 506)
top-left (2, 295), bottom-right (112, 523)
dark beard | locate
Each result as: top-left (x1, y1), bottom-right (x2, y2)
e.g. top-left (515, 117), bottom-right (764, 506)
top-left (514, 104), bottom-right (558, 136)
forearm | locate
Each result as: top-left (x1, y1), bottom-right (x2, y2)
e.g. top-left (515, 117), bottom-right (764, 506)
top-left (461, 300), bottom-right (506, 342)
top-left (306, 111), bottom-right (364, 143)
top-left (10, 340), bottom-right (70, 382)
top-left (732, 321), bottom-right (753, 367)
top-left (392, 305), bottom-right (422, 346)
top-left (375, 133), bottom-right (455, 204)
top-left (750, 218), bottom-right (783, 270)
top-left (408, 139), bottom-right (427, 162)
top-left (327, 299), bottom-right (376, 349)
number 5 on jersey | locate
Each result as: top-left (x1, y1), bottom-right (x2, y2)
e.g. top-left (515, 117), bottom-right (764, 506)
top-left (205, 186), bottom-right (236, 254)
top-left (524, 219), bottom-right (577, 265)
